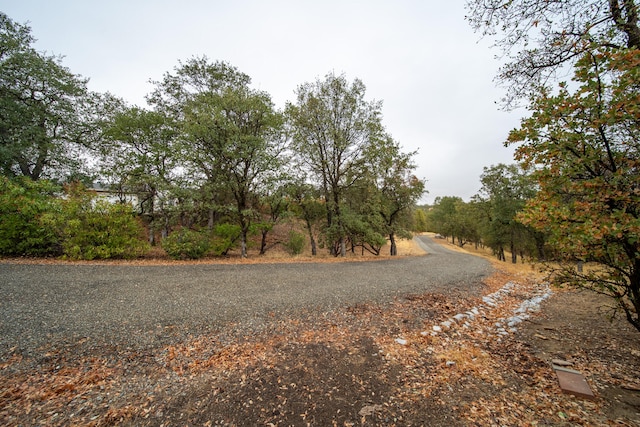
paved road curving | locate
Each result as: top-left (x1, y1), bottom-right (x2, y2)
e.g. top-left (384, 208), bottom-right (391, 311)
top-left (0, 236), bottom-right (491, 356)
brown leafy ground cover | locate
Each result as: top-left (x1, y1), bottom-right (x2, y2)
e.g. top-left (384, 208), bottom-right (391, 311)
top-left (1, 238), bottom-right (639, 426)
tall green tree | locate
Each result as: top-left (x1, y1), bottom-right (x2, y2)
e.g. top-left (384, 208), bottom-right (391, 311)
top-left (468, 0), bottom-right (640, 332)
top-left (454, 198), bottom-right (484, 249)
top-left (367, 136), bottom-right (425, 255)
top-left (0, 13), bottom-right (97, 181)
top-left (477, 164), bottom-right (539, 263)
top-left (287, 180), bottom-right (326, 256)
top-left (286, 73), bottom-right (387, 257)
top-left (427, 196), bottom-right (462, 242)
top-left (149, 58), bottom-right (286, 257)
top-left (147, 57), bottom-right (249, 234)
top-left (256, 181), bottom-right (291, 255)
top-left (341, 178), bottom-right (387, 256)
top-left (100, 106), bottom-right (179, 244)
top-left (413, 208), bottom-right (429, 233)
top-left (182, 84), bottom-right (285, 258)
top-left (147, 56), bottom-right (251, 116)
top-left (509, 48), bottom-right (640, 331)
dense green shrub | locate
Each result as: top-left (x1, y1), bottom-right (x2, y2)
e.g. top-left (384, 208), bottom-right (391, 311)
top-left (56, 187), bottom-right (149, 260)
top-left (0, 179), bottom-right (150, 259)
top-left (61, 203), bottom-right (149, 260)
top-left (0, 177), bottom-right (62, 256)
top-left (210, 223), bottom-right (242, 256)
top-left (284, 229), bottom-right (306, 255)
top-left (162, 228), bottom-right (210, 259)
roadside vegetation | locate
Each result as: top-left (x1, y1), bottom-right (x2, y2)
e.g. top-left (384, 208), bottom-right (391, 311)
top-left (0, 12), bottom-right (423, 262)
top-left (464, 0), bottom-right (640, 333)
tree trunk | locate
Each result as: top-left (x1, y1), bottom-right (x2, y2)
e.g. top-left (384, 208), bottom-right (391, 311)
top-left (240, 230), bottom-right (248, 258)
top-left (304, 219), bottom-right (317, 256)
top-left (259, 229), bottom-right (268, 255)
top-left (389, 232), bottom-right (397, 256)
top-left (628, 259), bottom-right (640, 332)
top-left (162, 216), bottom-right (169, 240)
top-left (497, 246), bottom-right (505, 262)
top-left (310, 236), bottom-right (317, 256)
top-left (208, 208), bottom-right (214, 230)
top-left (535, 234), bottom-right (546, 261)
top-left (609, 0), bottom-right (640, 49)
top-left (340, 236), bottom-right (346, 257)
top-left (511, 241), bottom-right (517, 264)
top-left (148, 193), bottom-right (156, 245)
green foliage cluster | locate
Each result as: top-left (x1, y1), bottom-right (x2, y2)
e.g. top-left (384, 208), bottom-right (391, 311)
top-left (413, 208), bottom-right (428, 233)
top-left (287, 77), bottom-right (425, 256)
top-left (54, 186), bottom-right (149, 260)
top-left (0, 177), bottom-right (60, 256)
top-left (162, 228), bottom-right (210, 260)
top-left (338, 209), bottom-right (387, 256)
top-left (210, 223), bottom-right (242, 256)
top-left (465, 0), bottom-right (640, 332)
top-left (0, 13), bottom-right (111, 182)
top-left (509, 48), bottom-right (640, 331)
top-left (284, 230), bottom-right (306, 255)
top-left (426, 165), bottom-right (543, 263)
top-left (58, 203), bottom-right (149, 260)
top-left (0, 178), bottom-right (149, 260)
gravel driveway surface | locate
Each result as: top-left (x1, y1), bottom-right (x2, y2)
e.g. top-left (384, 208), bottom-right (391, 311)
top-left (0, 236), bottom-right (491, 357)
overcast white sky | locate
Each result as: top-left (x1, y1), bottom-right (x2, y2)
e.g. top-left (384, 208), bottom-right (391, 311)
top-left (1, 0), bottom-right (523, 204)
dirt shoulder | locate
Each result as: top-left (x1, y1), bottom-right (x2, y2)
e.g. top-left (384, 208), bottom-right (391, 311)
top-left (517, 289), bottom-right (640, 424)
top-left (1, 238), bottom-right (639, 426)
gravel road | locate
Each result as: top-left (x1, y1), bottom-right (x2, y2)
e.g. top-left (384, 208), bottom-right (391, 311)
top-left (0, 236), bottom-right (491, 357)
